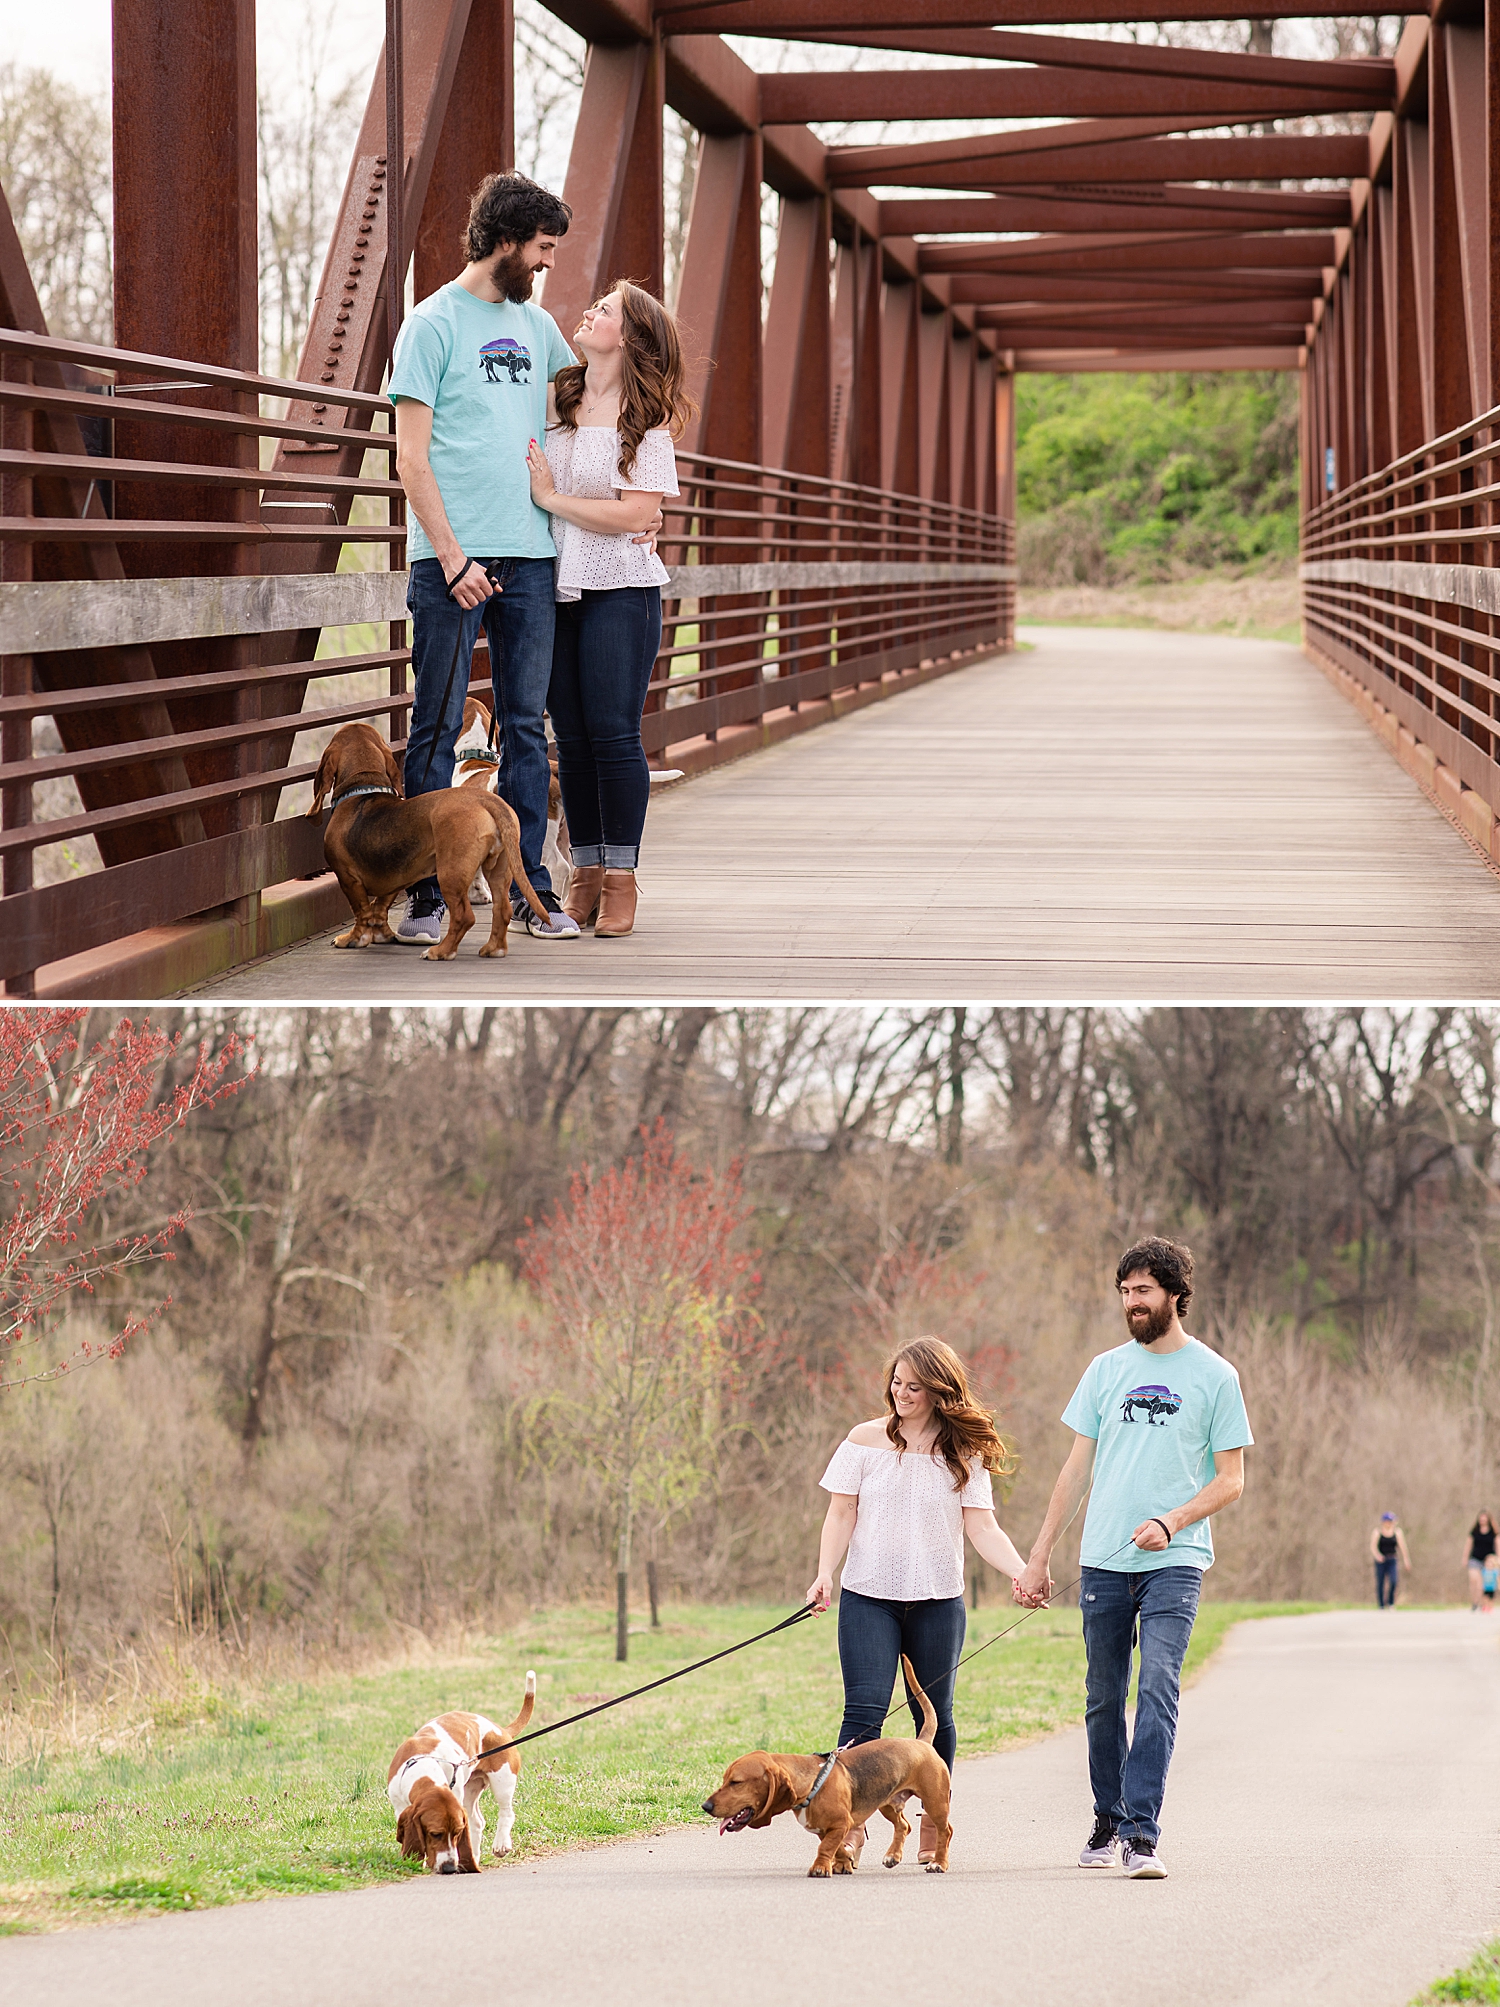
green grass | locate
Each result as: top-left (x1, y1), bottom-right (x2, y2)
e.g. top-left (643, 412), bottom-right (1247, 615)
top-left (1417, 1945), bottom-right (1500, 2003)
top-left (0, 1598), bottom-right (1320, 1929)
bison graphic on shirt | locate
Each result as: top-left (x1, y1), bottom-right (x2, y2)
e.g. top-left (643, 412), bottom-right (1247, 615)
top-left (1120, 1384), bottom-right (1182, 1426)
top-left (480, 337), bottom-right (532, 383)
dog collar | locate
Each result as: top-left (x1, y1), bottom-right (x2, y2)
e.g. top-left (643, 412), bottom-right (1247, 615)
top-left (792, 1751), bottom-right (839, 1814)
top-left (330, 783), bottom-right (399, 807)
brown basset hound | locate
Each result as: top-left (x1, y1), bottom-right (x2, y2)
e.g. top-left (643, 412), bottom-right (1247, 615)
top-left (307, 719), bottom-right (548, 960)
top-left (387, 1673), bottom-right (536, 1874)
top-left (701, 1655), bottom-right (952, 1877)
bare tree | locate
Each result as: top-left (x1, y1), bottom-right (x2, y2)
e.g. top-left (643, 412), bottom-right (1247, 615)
top-left (0, 63), bottom-right (112, 343)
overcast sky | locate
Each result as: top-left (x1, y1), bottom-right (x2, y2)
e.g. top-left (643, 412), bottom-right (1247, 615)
top-left (8, 0), bottom-right (384, 100)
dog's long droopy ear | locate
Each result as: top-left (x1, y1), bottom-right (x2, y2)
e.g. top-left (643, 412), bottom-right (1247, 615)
top-left (397, 1808), bottom-right (424, 1859)
top-left (382, 740), bottom-right (403, 799)
top-left (749, 1759), bottom-right (789, 1829)
top-left (307, 746), bottom-right (333, 818)
top-left (456, 1814), bottom-right (478, 1874)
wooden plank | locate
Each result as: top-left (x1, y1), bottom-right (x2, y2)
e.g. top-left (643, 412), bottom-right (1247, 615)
top-left (188, 629), bottom-right (1500, 1003)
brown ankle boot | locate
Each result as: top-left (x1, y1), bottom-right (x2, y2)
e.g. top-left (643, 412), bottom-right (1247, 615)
top-left (918, 1812), bottom-right (938, 1862)
top-left (594, 868), bottom-right (638, 937)
top-left (562, 864), bottom-right (603, 928)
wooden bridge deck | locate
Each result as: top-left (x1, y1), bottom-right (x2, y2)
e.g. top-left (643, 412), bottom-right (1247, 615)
top-left (193, 626), bottom-right (1500, 1003)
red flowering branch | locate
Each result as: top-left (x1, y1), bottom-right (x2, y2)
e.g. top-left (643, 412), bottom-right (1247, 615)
top-left (0, 1009), bottom-right (251, 1386)
top-left (518, 1122), bottom-right (768, 1659)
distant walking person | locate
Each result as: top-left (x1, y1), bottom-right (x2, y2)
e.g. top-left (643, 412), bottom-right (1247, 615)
top-left (807, 1337), bottom-right (1027, 1866)
top-left (1467, 1512), bottom-right (1497, 1612)
top-left (1015, 1237), bottom-right (1253, 1882)
top-left (1370, 1513), bottom-right (1411, 1607)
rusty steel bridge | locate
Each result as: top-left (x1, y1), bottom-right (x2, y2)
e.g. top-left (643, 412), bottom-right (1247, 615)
top-left (0, 0), bottom-right (1497, 996)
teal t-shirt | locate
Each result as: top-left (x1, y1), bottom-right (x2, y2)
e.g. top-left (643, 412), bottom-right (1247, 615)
top-left (388, 283), bottom-right (576, 565)
top-left (1061, 1336), bottom-right (1253, 1574)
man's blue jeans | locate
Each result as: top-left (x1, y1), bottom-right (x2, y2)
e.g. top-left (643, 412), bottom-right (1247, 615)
top-left (404, 556), bottom-right (556, 902)
top-left (1080, 1564), bottom-right (1202, 1847)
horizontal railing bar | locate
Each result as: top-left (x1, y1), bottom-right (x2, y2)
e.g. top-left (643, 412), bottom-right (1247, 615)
top-left (0, 380), bottom-right (395, 454)
top-left (0, 518), bottom-right (404, 544)
top-left (0, 327), bottom-right (388, 414)
top-left (0, 446), bottom-right (401, 499)
top-left (0, 687), bottom-right (416, 790)
top-left (0, 649), bottom-right (411, 722)
top-left (1303, 602), bottom-right (1500, 739)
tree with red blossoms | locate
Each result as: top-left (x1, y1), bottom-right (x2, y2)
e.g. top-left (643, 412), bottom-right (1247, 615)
top-left (0, 1009), bottom-right (249, 1387)
top-left (519, 1124), bottom-right (763, 1661)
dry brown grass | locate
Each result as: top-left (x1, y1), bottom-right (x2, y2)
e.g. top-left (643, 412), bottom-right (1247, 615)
top-left (1017, 571), bottom-right (1301, 641)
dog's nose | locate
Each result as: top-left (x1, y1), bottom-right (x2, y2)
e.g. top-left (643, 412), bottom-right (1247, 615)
top-left (701, 1800), bottom-right (716, 1815)
top-left (438, 1860), bottom-right (458, 1875)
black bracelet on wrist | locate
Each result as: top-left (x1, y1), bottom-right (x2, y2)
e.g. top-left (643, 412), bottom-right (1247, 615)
top-left (444, 557), bottom-right (478, 596)
top-left (1150, 1516), bottom-right (1173, 1544)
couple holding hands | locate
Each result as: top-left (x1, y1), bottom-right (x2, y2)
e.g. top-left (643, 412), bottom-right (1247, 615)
top-left (389, 171), bottom-right (693, 946)
top-left (807, 1237), bottom-right (1253, 1879)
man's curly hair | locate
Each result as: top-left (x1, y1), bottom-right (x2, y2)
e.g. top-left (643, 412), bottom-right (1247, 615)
top-left (464, 173), bottom-right (571, 262)
top-left (1115, 1236), bottom-right (1194, 1314)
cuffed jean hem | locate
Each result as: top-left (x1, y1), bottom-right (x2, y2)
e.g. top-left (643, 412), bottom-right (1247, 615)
top-left (569, 843), bottom-right (639, 870)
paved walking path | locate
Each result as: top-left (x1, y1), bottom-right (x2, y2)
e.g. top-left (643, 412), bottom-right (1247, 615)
top-left (4, 1610), bottom-right (1497, 2007)
top-left (193, 626), bottom-right (1500, 1003)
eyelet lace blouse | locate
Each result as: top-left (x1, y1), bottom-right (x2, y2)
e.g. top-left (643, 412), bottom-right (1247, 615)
top-left (820, 1437), bottom-right (994, 1601)
top-left (543, 424), bottom-right (679, 602)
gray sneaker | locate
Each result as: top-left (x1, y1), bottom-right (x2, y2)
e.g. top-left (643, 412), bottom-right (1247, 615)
top-left (1078, 1816), bottom-right (1118, 1868)
top-left (394, 895), bottom-right (445, 946)
top-left (512, 892), bottom-right (580, 939)
top-left (1122, 1838), bottom-right (1167, 1879)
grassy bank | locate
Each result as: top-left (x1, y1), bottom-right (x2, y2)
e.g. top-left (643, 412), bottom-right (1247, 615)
top-left (1416, 1944), bottom-right (1500, 2003)
top-left (0, 1598), bottom-right (1320, 1932)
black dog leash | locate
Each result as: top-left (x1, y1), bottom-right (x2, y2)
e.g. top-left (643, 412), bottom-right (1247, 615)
top-left (473, 1603), bottom-right (820, 1763)
top-left (853, 1531), bottom-right (1157, 1744)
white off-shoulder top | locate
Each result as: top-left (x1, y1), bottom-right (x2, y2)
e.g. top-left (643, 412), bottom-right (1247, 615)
top-left (542, 424), bottom-right (679, 602)
top-left (820, 1438), bottom-right (994, 1601)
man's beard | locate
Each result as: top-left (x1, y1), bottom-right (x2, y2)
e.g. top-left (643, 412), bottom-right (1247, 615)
top-left (492, 248), bottom-right (535, 303)
top-left (1126, 1300), bottom-right (1175, 1344)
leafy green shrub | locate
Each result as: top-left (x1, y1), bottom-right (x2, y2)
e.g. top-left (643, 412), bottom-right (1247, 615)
top-left (1016, 370), bottom-right (1300, 586)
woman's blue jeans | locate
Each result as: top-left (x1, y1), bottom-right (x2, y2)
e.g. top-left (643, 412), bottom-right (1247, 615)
top-left (547, 585), bottom-right (661, 870)
top-left (1375, 1557), bottom-right (1399, 1606)
top-left (1080, 1564), bottom-right (1202, 1847)
top-left (836, 1587), bottom-right (966, 1773)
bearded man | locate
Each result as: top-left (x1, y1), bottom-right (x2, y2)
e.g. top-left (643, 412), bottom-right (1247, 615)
top-left (1014, 1236), bottom-right (1253, 1880)
top-left (389, 172), bottom-right (582, 943)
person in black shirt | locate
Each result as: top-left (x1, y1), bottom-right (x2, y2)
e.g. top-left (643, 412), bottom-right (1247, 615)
top-left (1466, 1512), bottom-right (1497, 1612)
top-left (1369, 1513), bottom-right (1411, 1607)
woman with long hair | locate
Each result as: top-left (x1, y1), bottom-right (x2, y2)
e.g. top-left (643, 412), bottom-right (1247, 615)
top-left (807, 1336), bottom-right (1027, 1864)
top-left (1466, 1511), bottom-right (1496, 1611)
top-left (525, 280), bottom-right (695, 939)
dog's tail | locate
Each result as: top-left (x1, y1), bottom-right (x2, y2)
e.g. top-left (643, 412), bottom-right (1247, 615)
top-left (507, 1670), bottom-right (536, 1739)
top-left (901, 1655), bottom-right (937, 1744)
top-left (485, 800), bottom-right (551, 925)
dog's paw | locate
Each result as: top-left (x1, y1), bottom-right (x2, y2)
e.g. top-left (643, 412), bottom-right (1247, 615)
top-left (420, 945), bottom-right (457, 961)
top-left (832, 1856), bottom-right (855, 1875)
top-left (807, 1863), bottom-right (833, 1878)
top-left (478, 941), bottom-right (506, 958)
top-left (882, 1855), bottom-right (902, 1869)
top-left (492, 1844), bottom-right (512, 1858)
top-left (924, 1860), bottom-right (947, 1874)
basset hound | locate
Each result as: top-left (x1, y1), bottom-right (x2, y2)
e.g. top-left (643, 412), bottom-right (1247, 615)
top-left (387, 1673), bottom-right (536, 1874)
top-left (701, 1655), bottom-right (952, 1877)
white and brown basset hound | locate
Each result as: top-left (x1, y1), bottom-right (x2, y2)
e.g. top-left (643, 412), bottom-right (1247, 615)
top-left (387, 1673), bottom-right (536, 1874)
top-left (449, 698), bottom-right (572, 907)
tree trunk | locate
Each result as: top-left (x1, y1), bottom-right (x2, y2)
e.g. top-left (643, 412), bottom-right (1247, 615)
top-left (647, 1558), bottom-right (661, 1627)
top-left (616, 1570), bottom-right (629, 1662)
top-left (945, 1006), bottom-right (967, 1166)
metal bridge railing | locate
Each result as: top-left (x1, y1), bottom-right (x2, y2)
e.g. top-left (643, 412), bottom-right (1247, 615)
top-left (1301, 406), bottom-right (1500, 808)
top-left (0, 326), bottom-right (1015, 992)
